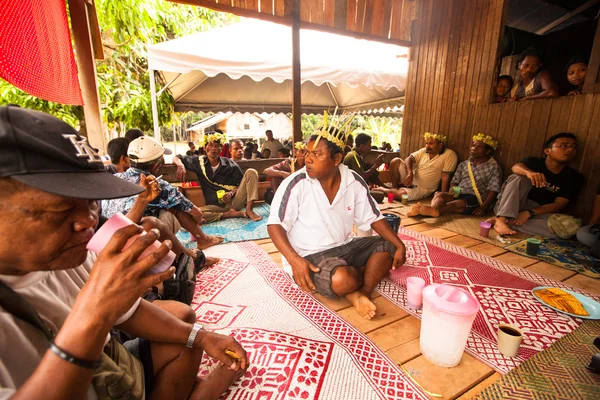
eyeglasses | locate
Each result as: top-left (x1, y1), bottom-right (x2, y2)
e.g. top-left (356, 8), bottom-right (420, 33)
top-left (552, 144), bottom-right (577, 150)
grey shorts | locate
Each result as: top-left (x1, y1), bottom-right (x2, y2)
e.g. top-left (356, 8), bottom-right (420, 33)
top-left (304, 236), bottom-right (395, 298)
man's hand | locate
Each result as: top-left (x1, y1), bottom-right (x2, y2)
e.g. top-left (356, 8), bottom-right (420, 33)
top-left (222, 190), bottom-right (236, 203)
top-left (176, 165), bottom-right (187, 181)
top-left (77, 225), bottom-right (175, 324)
top-left (402, 172), bottom-right (414, 187)
top-left (526, 171), bottom-right (547, 188)
top-left (290, 256), bottom-right (320, 293)
top-left (472, 206), bottom-right (486, 216)
top-left (279, 171), bottom-right (291, 179)
top-left (196, 331), bottom-right (248, 371)
top-left (138, 174), bottom-right (161, 203)
top-left (392, 244), bottom-right (406, 270)
top-left (374, 154), bottom-right (385, 168)
top-left (512, 210), bottom-right (532, 226)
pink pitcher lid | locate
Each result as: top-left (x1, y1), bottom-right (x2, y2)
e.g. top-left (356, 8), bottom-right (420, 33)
top-left (422, 284), bottom-right (480, 315)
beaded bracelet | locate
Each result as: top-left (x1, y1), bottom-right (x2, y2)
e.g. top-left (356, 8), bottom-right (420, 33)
top-left (49, 341), bottom-right (102, 370)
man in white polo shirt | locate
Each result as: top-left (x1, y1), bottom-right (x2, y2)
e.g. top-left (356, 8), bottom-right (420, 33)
top-left (267, 122), bottom-right (407, 320)
top-left (373, 132), bottom-right (458, 201)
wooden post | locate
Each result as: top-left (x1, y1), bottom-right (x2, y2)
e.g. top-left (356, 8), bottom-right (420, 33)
top-left (67, 0), bottom-right (105, 152)
top-left (292, 0), bottom-right (302, 145)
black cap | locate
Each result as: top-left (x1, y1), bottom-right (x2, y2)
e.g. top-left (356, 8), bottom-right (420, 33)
top-left (0, 105), bottom-right (144, 199)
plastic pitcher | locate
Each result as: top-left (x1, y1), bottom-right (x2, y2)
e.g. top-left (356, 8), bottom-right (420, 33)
top-left (419, 284), bottom-right (480, 367)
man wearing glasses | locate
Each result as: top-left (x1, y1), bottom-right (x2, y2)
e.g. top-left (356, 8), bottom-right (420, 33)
top-left (488, 132), bottom-right (583, 237)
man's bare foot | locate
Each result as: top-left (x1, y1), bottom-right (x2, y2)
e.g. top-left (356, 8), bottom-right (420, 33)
top-left (205, 256), bottom-right (220, 267)
top-left (196, 235), bottom-right (224, 250)
top-left (489, 217), bottom-right (516, 235)
top-left (406, 203), bottom-right (421, 217)
top-left (245, 208), bottom-right (262, 222)
top-left (189, 364), bottom-right (246, 400)
top-left (345, 291), bottom-right (377, 320)
top-left (419, 205), bottom-right (440, 217)
top-left (222, 209), bottom-right (246, 219)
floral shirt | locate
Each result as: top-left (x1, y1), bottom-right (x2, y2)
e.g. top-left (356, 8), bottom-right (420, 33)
top-left (101, 167), bottom-right (194, 218)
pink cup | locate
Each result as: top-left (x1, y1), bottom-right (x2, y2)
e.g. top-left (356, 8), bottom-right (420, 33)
top-left (406, 277), bottom-right (426, 310)
top-left (87, 213), bottom-right (175, 274)
top-left (387, 193), bottom-right (395, 203)
top-left (479, 221), bottom-right (492, 237)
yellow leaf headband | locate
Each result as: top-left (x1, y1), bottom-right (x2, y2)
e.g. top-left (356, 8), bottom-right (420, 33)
top-left (472, 133), bottom-right (498, 150)
top-left (199, 132), bottom-right (228, 148)
top-left (294, 141), bottom-right (307, 151)
top-left (313, 109), bottom-right (355, 149)
top-left (423, 132), bottom-right (447, 143)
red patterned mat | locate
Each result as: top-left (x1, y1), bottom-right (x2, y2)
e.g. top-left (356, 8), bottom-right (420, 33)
top-left (377, 227), bottom-right (600, 374)
top-left (193, 242), bottom-right (427, 400)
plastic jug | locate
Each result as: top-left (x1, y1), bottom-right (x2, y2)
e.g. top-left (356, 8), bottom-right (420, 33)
top-left (419, 284), bottom-right (480, 367)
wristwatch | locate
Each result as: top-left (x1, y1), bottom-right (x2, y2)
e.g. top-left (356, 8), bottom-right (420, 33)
top-left (527, 210), bottom-right (536, 218)
top-left (186, 323), bottom-right (203, 348)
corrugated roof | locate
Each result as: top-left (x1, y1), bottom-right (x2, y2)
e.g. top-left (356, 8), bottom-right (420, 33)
top-left (506, 0), bottom-right (598, 35)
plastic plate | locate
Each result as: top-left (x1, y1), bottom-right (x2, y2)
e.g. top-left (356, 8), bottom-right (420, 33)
top-left (531, 286), bottom-right (600, 320)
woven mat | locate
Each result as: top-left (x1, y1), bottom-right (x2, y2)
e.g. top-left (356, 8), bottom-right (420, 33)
top-left (177, 203), bottom-right (270, 244)
top-left (392, 198), bottom-right (531, 246)
top-left (376, 227), bottom-right (600, 374)
top-left (505, 236), bottom-right (600, 279)
top-left (192, 242), bottom-right (427, 400)
top-left (475, 320), bottom-right (600, 400)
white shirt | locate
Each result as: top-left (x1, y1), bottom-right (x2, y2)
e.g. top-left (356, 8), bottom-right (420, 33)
top-left (0, 252), bottom-right (141, 399)
top-left (261, 139), bottom-right (283, 155)
top-left (267, 164), bottom-right (383, 274)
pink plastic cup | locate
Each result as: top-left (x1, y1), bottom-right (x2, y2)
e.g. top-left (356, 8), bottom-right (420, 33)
top-left (387, 193), bottom-right (395, 203)
top-left (479, 221), bottom-right (492, 237)
top-left (406, 277), bottom-right (426, 310)
top-left (87, 213), bottom-right (175, 274)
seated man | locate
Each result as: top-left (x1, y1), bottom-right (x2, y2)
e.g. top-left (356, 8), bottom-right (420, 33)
top-left (488, 132), bottom-right (584, 237)
top-left (267, 124), bottom-right (406, 320)
top-left (343, 133), bottom-right (384, 186)
top-left (372, 132), bottom-right (458, 201)
top-left (105, 137), bottom-right (131, 174)
top-left (409, 134), bottom-right (502, 217)
top-left (0, 106), bottom-right (247, 399)
top-left (264, 141), bottom-right (307, 195)
top-left (230, 139), bottom-right (245, 162)
top-left (174, 132), bottom-right (263, 222)
top-left (102, 136), bottom-right (223, 249)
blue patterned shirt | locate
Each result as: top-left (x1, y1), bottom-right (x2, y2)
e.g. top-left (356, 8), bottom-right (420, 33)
top-left (101, 167), bottom-right (194, 218)
top-left (451, 157), bottom-right (503, 199)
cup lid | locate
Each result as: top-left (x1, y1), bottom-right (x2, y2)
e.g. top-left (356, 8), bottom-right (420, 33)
top-left (422, 284), bottom-right (480, 315)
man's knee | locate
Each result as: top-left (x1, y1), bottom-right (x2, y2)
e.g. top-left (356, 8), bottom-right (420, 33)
top-left (331, 266), bottom-right (362, 296)
top-left (390, 158), bottom-right (403, 169)
top-left (140, 216), bottom-right (167, 232)
top-left (244, 168), bottom-right (258, 180)
top-left (505, 174), bottom-right (532, 188)
top-left (155, 300), bottom-right (197, 324)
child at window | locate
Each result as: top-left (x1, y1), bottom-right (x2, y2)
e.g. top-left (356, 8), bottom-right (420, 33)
top-left (495, 75), bottom-right (513, 103)
top-left (566, 56), bottom-right (588, 96)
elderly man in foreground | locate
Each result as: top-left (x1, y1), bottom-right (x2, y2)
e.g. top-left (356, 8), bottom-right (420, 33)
top-left (0, 106), bottom-right (247, 400)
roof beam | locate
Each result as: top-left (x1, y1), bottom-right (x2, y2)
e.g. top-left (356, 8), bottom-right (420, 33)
top-left (535, 0), bottom-right (600, 35)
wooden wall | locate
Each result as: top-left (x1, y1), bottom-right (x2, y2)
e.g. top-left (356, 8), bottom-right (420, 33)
top-left (402, 0), bottom-right (600, 220)
top-left (170, 0), bottom-right (416, 44)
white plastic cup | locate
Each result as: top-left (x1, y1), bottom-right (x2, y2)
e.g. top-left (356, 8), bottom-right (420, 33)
top-left (406, 277), bottom-right (426, 309)
top-left (87, 213), bottom-right (175, 274)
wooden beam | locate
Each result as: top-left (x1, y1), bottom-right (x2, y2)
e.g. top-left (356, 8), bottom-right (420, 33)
top-left (168, 0), bottom-right (411, 46)
top-left (67, 0), bottom-right (105, 152)
top-left (535, 0), bottom-right (600, 35)
top-left (292, 0), bottom-right (302, 144)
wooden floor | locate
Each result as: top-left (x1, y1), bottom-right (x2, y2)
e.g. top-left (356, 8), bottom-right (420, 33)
top-left (252, 211), bottom-right (600, 400)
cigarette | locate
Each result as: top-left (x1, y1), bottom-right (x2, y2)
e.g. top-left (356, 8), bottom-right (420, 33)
top-left (154, 175), bottom-right (163, 180)
top-left (225, 350), bottom-right (241, 360)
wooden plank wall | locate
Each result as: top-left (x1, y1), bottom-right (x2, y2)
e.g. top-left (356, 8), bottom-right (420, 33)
top-left (171, 0), bottom-right (416, 43)
top-left (402, 0), bottom-right (600, 220)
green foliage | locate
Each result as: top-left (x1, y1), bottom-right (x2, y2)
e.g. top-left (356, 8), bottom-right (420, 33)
top-left (0, 0), bottom-right (235, 135)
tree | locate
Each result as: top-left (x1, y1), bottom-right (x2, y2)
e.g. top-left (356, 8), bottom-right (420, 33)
top-left (0, 0), bottom-right (235, 138)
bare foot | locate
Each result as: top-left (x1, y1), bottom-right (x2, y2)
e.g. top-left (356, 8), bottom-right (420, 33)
top-left (419, 205), bottom-right (440, 217)
top-left (196, 235), bottom-right (224, 250)
top-left (489, 217), bottom-right (516, 235)
top-left (222, 209), bottom-right (246, 219)
top-left (205, 256), bottom-right (220, 267)
top-left (245, 208), bottom-right (263, 222)
top-left (189, 364), bottom-right (246, 400)
top-left (345, 291), bottom-right (377, 320)
top-left (406, 203), bottom-right (421, 217)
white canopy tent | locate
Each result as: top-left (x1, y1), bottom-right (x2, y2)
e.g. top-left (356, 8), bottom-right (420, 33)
top-left (148, 19), bottom-right (409, 138)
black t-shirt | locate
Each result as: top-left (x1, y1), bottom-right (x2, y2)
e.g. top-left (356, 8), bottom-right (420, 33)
top-left (521, 157), bottom-right (583, 205)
